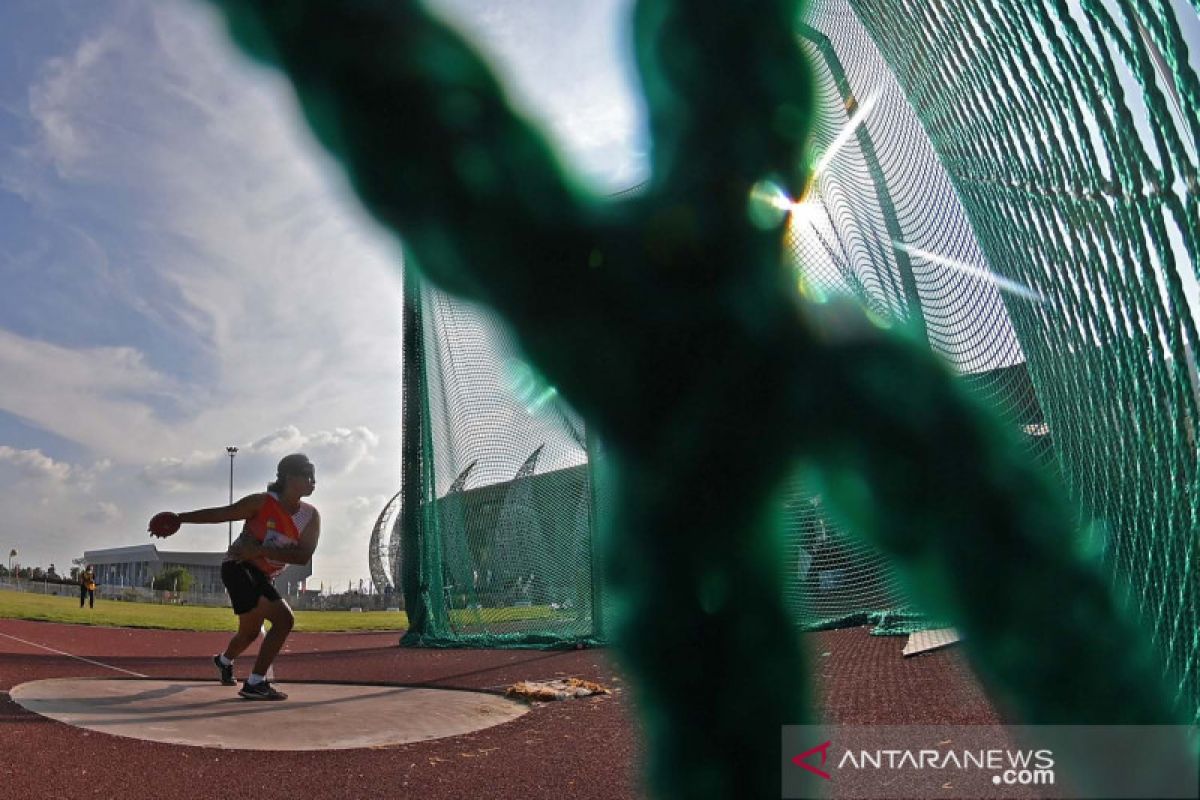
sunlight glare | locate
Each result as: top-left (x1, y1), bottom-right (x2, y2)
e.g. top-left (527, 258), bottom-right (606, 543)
top-left (893, 242), bottom-right (1045, 303)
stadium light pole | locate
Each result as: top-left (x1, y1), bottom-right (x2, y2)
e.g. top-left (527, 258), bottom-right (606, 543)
top-left (226, 447), bottom-right (238, 547)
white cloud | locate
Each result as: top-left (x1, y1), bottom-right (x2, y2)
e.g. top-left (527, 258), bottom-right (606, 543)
top-left (82, 501), bottom-right (121, 523)
top-left (28, 28), bottom-right (125, 176)
top-left (0, 0), bottom-right (639, 587)
top-left (348, 495), bottom-right (378, 512)
top-left (141, 425), bottom-right (382, 492)
top-left (0, 328), bottom-right (181, 460)
top-left (0, 445), bottom-right (73, 483)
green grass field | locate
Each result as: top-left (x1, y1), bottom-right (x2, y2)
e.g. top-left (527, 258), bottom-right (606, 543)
top-left (0, 589), bottom-right (560, 632)
top-left (0, 589), bottom-right (408, 632)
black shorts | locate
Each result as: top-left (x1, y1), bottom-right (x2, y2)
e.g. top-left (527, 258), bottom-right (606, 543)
top-left (221, 560), bottom-right (281, 615)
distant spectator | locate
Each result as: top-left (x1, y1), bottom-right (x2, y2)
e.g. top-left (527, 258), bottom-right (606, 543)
top-left (79, 567), bottom-right (96, 609)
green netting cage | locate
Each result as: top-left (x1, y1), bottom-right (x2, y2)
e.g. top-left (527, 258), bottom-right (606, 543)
top-left (803, 0), bottom-right (1199, 724)
top-left (386, 260), bottom-right (605, 647)
top-left (381, 0), bottom-right (1199, 724)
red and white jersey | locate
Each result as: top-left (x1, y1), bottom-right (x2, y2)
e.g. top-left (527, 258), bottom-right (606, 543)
top-left (243, 492), bottom-right (315, 578)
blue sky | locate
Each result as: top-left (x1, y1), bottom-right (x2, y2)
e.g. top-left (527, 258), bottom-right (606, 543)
top-left (0, 0), bottom-right (644, 588)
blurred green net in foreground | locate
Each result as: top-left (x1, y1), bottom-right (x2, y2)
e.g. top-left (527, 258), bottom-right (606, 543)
top-left (204, 1), bottom-right (1197, 797)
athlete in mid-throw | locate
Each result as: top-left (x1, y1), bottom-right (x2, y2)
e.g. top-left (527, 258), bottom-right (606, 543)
top-left (148, 453), bottom-right (320, 700)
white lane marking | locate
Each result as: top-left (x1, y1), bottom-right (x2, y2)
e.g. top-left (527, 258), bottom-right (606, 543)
top-left (0, 631), bottom-right (147, 677)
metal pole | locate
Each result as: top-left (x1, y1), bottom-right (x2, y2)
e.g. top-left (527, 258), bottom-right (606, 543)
top-left (226, 447), bottom-right (238, 546)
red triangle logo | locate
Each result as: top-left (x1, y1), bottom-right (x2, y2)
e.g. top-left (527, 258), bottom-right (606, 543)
top-left (792, 740), bottom-right (832, 780)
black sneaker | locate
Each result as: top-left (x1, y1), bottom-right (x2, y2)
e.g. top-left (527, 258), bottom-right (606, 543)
top-left (212, 655), bottom-right (235, 686)
top-left (238, 680), bottom-right (288, 701)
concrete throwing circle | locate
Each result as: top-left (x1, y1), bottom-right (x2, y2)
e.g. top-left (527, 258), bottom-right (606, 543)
top-left (10, 678), bottom-right (529, 750)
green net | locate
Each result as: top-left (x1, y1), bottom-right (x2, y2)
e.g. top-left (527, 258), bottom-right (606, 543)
top-left (204, 0), bottom-right (1200, 794)
top-left (777, 2), bottom-right (1059, 636)
top-left (789, 0), bottom-right (1199, 721)
top-left (390, 273), bottom-right (605, 647)
top-left (389, 0), bottom-right (1200, 727)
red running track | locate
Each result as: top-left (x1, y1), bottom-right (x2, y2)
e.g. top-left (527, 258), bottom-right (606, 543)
top-left (0, 619), bottom-right (1001, 800)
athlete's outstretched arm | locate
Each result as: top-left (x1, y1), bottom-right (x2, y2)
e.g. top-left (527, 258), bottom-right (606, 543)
top-left (177, 493), bottom-right (266, 525)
